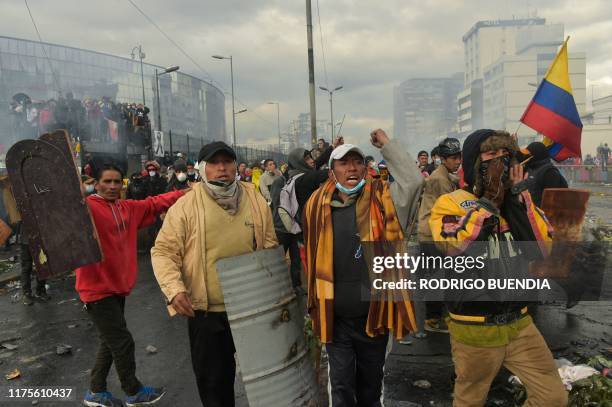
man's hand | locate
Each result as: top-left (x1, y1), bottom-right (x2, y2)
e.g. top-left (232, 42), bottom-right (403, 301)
top-left (332, 136), bottom-right (344, 148)
top-left (510, 164), bottom-right (528, 186)
top-left (370, 129), bottom-right (390, 149)
top-left (171, 292), bottom-right (195, 317)
top-left (510, 164), bottom-right (528, 203)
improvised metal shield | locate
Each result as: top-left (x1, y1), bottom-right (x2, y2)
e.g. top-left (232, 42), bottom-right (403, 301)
top-left (216, 247), bottom-right (318, 407)
top-left (6, 130), bottom-right (102, 278)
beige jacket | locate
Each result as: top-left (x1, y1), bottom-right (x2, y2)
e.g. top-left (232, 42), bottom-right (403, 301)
top-left (417, 164), bottom-right (459, 241)
top-left (151, 181), bottom-right (278, 316)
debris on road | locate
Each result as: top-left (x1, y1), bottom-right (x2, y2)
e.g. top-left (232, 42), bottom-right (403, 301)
top-left (55, 344), bottom-right (72, 355)
top-left (413, 379), bottom-right (432, 389)
top-left (145, 345), bottom-right (158, 354)
top-left (5, 368), bottom-right (20, 380)
top-left (1, 343), bottom-right (18, 351)
top-left (67, 324), bottom-right (78, 329)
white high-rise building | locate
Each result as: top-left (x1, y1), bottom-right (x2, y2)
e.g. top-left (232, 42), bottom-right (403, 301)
top-left (458, 17), bottom-right (547, 135)
top-left (481, 24), bottom-right (586, 145)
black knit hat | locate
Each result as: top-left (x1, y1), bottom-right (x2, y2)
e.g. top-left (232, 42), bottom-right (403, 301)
top-left (526, 142), bottom-right (550, 162)
top-left (198, 141), bottom-right (236, 162)
top-left (173, 159), bottom-right (188, 172)
top-left (462, 129), bottom-right (495, 186)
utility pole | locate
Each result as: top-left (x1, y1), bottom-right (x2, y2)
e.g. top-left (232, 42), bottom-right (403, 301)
top-left (305, 0), bottom-right (317, 147)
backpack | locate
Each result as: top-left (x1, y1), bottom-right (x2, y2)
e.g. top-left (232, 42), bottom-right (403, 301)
top-left (278, 173), bottom-right (304, 234)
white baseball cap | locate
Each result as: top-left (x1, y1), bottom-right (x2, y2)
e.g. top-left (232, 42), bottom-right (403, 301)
top-left (328, 144), bottom-right (365, 168)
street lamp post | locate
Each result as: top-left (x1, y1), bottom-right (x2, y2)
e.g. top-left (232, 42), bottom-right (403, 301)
top-left (212, 55), bottom-right (237, 148)
top-left (267, 102), bottom-right (281, 154)
top-left (319, 85), bottom-right (343, 140)
top-left (130, 45), bottom-right (146, 106)
top-left (153, 65), bottom-right (179, 159)
top-left (154, 65), bottom-right (180, 132)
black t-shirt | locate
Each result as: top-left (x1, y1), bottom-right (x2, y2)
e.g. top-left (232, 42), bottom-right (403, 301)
top-left (331, 202), bottom-right (371, 318)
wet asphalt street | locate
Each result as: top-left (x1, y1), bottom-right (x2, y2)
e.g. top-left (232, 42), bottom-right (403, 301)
top-left (0, 183), bottom-right (610, 407)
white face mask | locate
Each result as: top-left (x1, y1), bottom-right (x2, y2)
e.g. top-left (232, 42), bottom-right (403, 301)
top-left (85, 185), bottom-right (95, 194)
top-left (176, 172), bottom-right (187, 182)
top-left (148, 170), bottom-right (157, 177)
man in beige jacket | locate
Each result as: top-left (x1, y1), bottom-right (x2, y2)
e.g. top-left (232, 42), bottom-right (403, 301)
top-left (151, 141), bottom-right (277, 407)
top-left (416, 137), bottom-right (462, 334)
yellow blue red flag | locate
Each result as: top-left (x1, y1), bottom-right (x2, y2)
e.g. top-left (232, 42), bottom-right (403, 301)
top-left (520, 37), bottom-right (582, 161)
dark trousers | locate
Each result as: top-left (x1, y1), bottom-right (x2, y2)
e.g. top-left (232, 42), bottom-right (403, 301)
top-left (277, 232), bottom-right (302, 288)
top-left (20, 243), bottom-right (45, 295)
top-left (419, 242), bottom-right (444, 319)
top-left (85, 295), bottom-right (142, 395)
top-left (326, 317), bottom-right (388, 407)
top-left (188, 311), bottom-right (236, 407)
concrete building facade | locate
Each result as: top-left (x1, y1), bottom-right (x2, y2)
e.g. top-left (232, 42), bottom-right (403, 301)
top-left (393, 73), bottom-right (463, 154)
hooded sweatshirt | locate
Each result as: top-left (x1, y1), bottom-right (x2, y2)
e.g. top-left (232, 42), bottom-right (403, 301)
top-left (75, 190), bottom-right (185, 302)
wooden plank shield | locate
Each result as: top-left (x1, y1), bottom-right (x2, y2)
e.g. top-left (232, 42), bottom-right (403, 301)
top-left (6, 130), bottom-right (101, 279)
top-left (531, 188), bottom-right (590, 278)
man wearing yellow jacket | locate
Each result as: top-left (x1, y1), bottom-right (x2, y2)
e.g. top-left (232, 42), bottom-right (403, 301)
top-left (428, 129), bottom-right (566, 407)
top-left (151, 141), bottom-right (277, 407)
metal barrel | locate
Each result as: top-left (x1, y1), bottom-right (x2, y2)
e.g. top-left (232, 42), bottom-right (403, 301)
top-left (216, 247), bottom-right (318, 407)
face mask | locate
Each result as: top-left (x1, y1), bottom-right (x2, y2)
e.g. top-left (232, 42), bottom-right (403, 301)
top-left (187, 170), bottom-right (195, 176)
top-left (85, 185), bottom-right (95, 194)
top-left (176, 173), bottom-right (187, 182)
top-left (479, 155), bottom-right (510, 183)
top-left (148, 170), bottom-right (157, 177)
top-left (335, 178), bottom-right (366, 195)
top-left (434, 158), bottom-right (441, 166)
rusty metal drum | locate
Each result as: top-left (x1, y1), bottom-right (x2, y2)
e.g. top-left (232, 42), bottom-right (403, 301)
top-left (216, 247), bottom-right (318, 407)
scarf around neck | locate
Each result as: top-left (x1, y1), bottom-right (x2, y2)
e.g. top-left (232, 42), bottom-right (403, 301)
top-left (303, 178), bottom-right (417, 343)
top-left (201, 162), bottom-right (242, 215)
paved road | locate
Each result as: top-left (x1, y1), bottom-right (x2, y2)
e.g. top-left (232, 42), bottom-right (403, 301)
top-left (0, 182), bottom-right (610, 407)
top-left (0, 256), bottom-right (248, 407)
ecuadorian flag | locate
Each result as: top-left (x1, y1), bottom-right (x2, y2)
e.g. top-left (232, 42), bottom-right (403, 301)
top-left (520, 37), bottom-right (582, 161)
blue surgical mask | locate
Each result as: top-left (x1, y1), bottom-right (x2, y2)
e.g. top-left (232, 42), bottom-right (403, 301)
top-left (335, 178), bottom-right (366, 195)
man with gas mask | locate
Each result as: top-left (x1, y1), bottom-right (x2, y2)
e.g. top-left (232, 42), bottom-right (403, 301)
top-left (302, 129), bottom-right (422, 407)
top-left (417, 137), bottom-right (462, 333)
top-left (151, 141), bottom-right (277, 406)
top-left (429, 129), bottom-right (566, 406)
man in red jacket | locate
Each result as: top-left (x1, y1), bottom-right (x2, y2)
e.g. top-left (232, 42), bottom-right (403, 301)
top-left (76, 163), bottom-right (186, 407)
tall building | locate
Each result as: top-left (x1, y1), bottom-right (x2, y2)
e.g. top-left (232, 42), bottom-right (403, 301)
top-left (480, 24), bottom-right (586, 145)
top-left (293, 113), bottom-right (326, 149)
top-left (393, 73), bottom-right (463, 154)
top-left (458, 17), bottom-right (547, 135)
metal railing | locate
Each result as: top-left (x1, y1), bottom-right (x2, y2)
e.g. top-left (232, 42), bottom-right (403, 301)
top-left (558, 165), bottom-right (610, 183)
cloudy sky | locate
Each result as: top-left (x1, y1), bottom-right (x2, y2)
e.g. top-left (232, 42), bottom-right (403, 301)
top-left (4, 0), bottom-right (612, 153)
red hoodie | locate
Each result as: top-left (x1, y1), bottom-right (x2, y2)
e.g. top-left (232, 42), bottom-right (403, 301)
top-left (75, 190), bottom-right (185, 302)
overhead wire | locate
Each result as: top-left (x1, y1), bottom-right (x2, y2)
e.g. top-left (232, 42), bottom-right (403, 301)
top-left (24, 0), bottom-right (62, 94)
top-left (126, 0), bottom-right (276, 128)
top-left (315, 0), bottom-right (329, 89)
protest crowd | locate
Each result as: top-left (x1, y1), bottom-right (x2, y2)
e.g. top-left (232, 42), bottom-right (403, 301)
top-left (3, 113), bottom-right (604, 407)
top-left (1, 37), bottom-right (610, 407)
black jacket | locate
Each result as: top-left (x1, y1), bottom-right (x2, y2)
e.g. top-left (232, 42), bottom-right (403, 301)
top-left (524, 159), bottom-right (568, 207)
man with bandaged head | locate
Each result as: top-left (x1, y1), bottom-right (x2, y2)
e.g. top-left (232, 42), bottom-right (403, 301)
top-left (428, 129), bottom-right (567, 406)
top-left (151, 141), bottom-right (277, 406)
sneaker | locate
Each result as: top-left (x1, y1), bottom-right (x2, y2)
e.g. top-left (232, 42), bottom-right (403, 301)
top-left (83, 390), bottom-right (124, 407)
top-left (125, 386), bottom-right (166, 406)
top-left (22, 293), bottom-right (34, 306)
top-left (424, 318), bottom-right (449, 334)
